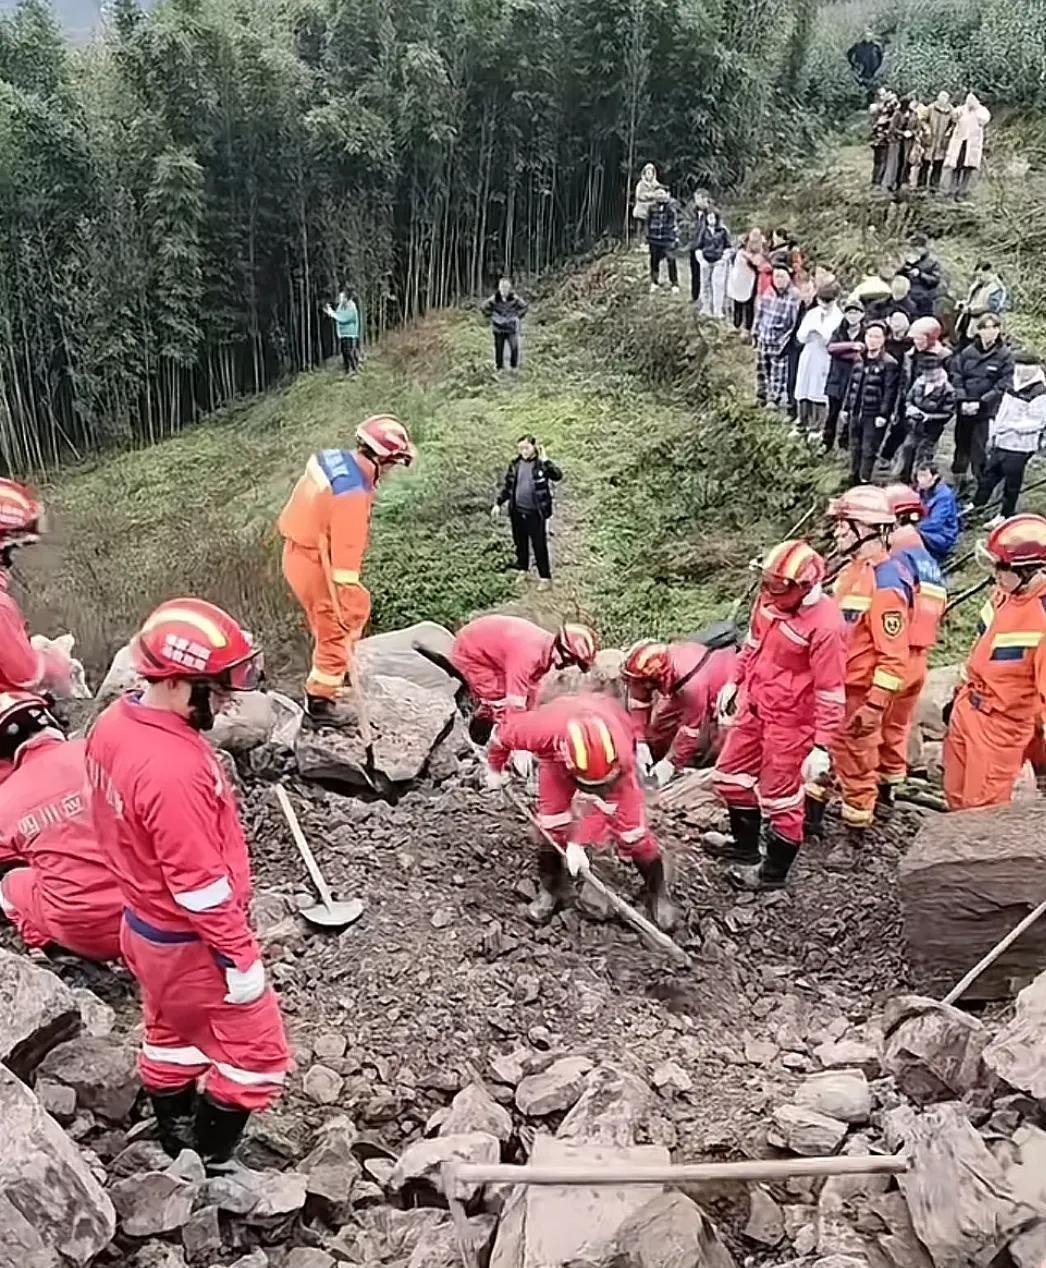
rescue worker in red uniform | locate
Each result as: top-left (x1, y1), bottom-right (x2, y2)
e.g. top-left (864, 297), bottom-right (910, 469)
top-left (943, 514), bottom-right (1046, 809)
top-left (278, 416), bottom-right (415, 727)
top-left (879, 485), bottom-right (947, 809)
top-left (0, 693), bottom-right (122, 960)
top-left (711, 540), bottom-right (847, 890)
top-left (445, 615), bottom-right (598, 743)
top-left (87, 599), bottom-right (290, 1170)
top-left (487, 693), bottom-right (677, 930)
top-left (621, 637), bottom-right (738, 786)
top-left (805, 488), bottom-right (912, 852)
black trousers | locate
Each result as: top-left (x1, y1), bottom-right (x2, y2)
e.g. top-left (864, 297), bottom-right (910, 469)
top-left (871, 145), bottom-right (887, 186)
top-left (952, 410), bottom-right (989, 482)
top-left (732, 296), bottom-right (755, 332)
top-left (823, 395), bottom-right (846, 450)
top-left (849, 415), bottom-right (885, 484)
top-left (649, 244), bottom-right (678, 287)
top-left (929, 159), bottom-right (945, 189)
top-left (896, 417), bottom-right (948, 483)
top-left (339, 337), bottom-right (359, 372)
top-left (511, 510), bottom-right (551, 579)
top-left (974, 449), bottom-right (1032, 519)
top-left (494, 330), bottom-right (520, 370)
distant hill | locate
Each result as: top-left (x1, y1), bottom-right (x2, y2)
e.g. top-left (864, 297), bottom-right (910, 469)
top-left (0, 0), bottom-right (103, 40)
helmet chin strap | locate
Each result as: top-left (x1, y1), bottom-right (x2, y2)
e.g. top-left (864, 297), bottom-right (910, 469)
top-left (841, 520), bottom-right (886, 557)
top-left (188, 681), bottom-right (216, 732)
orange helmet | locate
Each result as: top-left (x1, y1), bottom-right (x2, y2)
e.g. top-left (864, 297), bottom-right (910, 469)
top-left (0, 479), bottom-right (44, 546)
top-left (356, 415), bottom-right (414, 466)
top-left (827, 485), bottom-right (896, 528)
top-left (884, 483), bottom-right (924, 522)
top-left (760, 539), bottom-right (825, 599)
top-left (0, 690), bottom-right (61, 759)
top-left (622, 639), bottom-right (672, 687)
top-left (553, 623), bottom-right (598, 670)
top-left (982, 515), bottom-right (1046, 568)
top-left (131, 599), bottom-right (264, 689)
top-left (560, 712), bottom-right (621, 788)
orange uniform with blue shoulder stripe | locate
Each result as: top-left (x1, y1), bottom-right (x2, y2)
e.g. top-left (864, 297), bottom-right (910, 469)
top-left (831, 555), bottom-right (912, 705)
top-left (962, 586), bottom-right (1046, 715)
top-left (891, 538), bottom-right (946, 652)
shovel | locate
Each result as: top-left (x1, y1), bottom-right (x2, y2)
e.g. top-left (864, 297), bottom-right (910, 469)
top-left (275, 785), bottom-right (365, 930)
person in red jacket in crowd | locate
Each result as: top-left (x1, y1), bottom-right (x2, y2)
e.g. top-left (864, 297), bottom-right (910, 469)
top-left (621, 637), bottom-right (739, 787)
top-left (86, 599), bottom-right (290, 1171)
top-left (443, 615), bottom-right (599, 742)
top-left (487, 692), bottom-right (678, 930)
top-left (712, 540), bottom-right (847, 890)
top-left (0, 693), bottom-right (122, 961)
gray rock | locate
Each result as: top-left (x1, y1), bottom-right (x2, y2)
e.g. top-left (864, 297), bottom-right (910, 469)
top-left (312, 1033), bottom-right (348, 1062)
top-left (813, 1038), bottom-right (881, 1080)
top-left (35, 1077), bottom-right (77, 1122)
top-left (794, 1070), bottom-right (871, 1125)
top-left (73, 988), bottom-right (116, 1038)
top-left (304, 1161), bottom-right (360, 1226)
top-left (430, 906), bottom-right (455, 930)
top-left (490, 1049), bottom-right (533, 1087)
top-left (197, 1172), bottom-right (260, 1215)
top-left (389, 1133), bottom-right (500, 1204)
top-left (867, 1191), bottom-right (934, 1268)
top-left (812, 1258), bottom-right (870, 1268)
top-left (282, 1253), bottom-right (334, 1268)
top-left (983, 969), bottom-right (1046, 1097)
top-left (0, 1064), bottom-right (115, 1264)
top-left (743, 1035), bottom-right (779, 1066)
top-left (37, 1035), bottom-right (138, 1123)
top-left (651, 1060), bottom-right (693, 1095)
top-left (769, 1104), bottom-right (848, 1156)
top-left (406, 1214), bottom-right (497, 1267)
top-left (516, 1056), bottom-right (594, 1116)
top-left (181, 1206), bottom-right (221, 1263)
top-left (167, 1150), bottom-right (207, 1184)
top-left (440, 1082), bottom-right (513, 1141)
top-left (246, 1171), bottom-right (308, 1221)
top-left (1010, 1221), bottom-right (1046, 1268)
top-left (744, 1186), bottom-right (784, 1246)
top-left (110, 1171), bottom-right (195, 1237)
top-left (358, 622), bottom-right (457, 695)
top-left (0, 949), bottom-right (80, 1079)
top-left (557, 1064), bottom-right (655, 1147)
top-left (111, 1140), bottom-right (172, 1179)
top-left (130, 1244), bottom-right (188, 1268)
top-left (210, 690), bottom-right (288, 753)
top-left (300, 1115), bottom-right (359, 1173)
top-left (228, 1255), bottom-right (269, 1268)
top-left (882, 996), bottom-right (988, 1104)
top-left (303, 1063), bottom-right (344, 1105)
top-left (994, 1123), bottom-right (1046, 1210)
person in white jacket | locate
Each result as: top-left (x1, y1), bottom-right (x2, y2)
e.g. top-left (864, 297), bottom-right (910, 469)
top-left (795, 283), bottom-right (842, 437)
top-left (971, 353), bottom-right (1046, 525)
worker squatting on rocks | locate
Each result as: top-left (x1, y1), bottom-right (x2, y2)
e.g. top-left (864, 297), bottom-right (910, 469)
top-left (86, 599), bottom-right (290, 1172)
top-left (486, 693), bottom-right (678, 931)
top-left (0, 693), bottom-right (123, 961)
top-left (711, 540), bottom-right (847, 891)
top-left (805, 488), bottom-right (911, 854)
top-left (943, 513), bottom-right (1046, 810)
top-left (621, 636), bottom-right (738, 788)
top-left (278, 415), bottom-right (415, 728)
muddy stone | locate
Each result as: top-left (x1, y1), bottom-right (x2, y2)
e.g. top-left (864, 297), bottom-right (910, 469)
top-left (313, 1032), bottom-right (348, 1062)
top-left (794, 1070), bottom-right (871, 1125)
top-left (389, 1132), bottom-right (500, 1203)
top-left (406, 1214), bottom-right (497, 1267)
top-left (440, 1081), bottom-right (513, 1141)
top-left (769, 1104), bottom-right (848, 1156)
top-left (516, 1056), bottom-right (593, 1116)
top-left (36, 1077), bottom-right (77, 1122)
top-left (557, 1065), bottom-right (655, 1147)
top-left (882, 996), bottom-right (988, 1104)
top-left (110, 1171), bottom-right (196, 1237)
top-left (0, 949), bottom-right (80, 1079)
top-left (283, 1253), bottom-right (335, 1268)
top-left (303, 1063), bottom-right (344, 1105)
top-left (745, 1187), bottom-right (785, 1246)
top-left (983, 969), bottom-right (1046, 1097)
top-left (181, 1206), bottom-right (221, 1263)
top-left (652, 1060), bottom-right (693, 1095)
top-left (813, 1038), bottom-right (881, 1080)
top-left (37, 1034), bottom-right (139, 1123)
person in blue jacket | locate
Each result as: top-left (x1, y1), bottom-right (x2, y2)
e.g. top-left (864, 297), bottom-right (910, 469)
top-left (915, 461), bottom-right (960, 561)
top-left (324, 288), bottom-right (360, 373)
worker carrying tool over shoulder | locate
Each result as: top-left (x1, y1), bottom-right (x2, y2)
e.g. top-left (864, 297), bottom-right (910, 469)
top-left (0, 693), bottom-right (122, 961)
top-left (943, 514), bottom-right (1046, 810)
top-left (805, 487), bottom-right (912, 853)
top-left (486, 693), bottom-right (678, 931)
top-left (878, 485), bottom-right (946, 809)
top-left (442, 615), bottom-right (598, 743)
top-left (278, 416), bottom-right (415, 728)
top-left (86, 599), bottom-right (290, 1172)
top-left (711, 540), bottom-right (847, 890)
top-left (621, 635), bottom-right (738, 788)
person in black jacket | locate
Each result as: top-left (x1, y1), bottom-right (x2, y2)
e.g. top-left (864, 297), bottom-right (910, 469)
top-left (493, 436), bottom-right (563, 587)
top-left (482, 278), bottom-right (528, 370)
top-left (647, 190), bottom-right (680, 293)
top-left (899, 235), bottom-right (941, 317)
top-left (823, 298), bottom-right (866, 451)
top-left (841, 322), bottom-right (900, 484)
top-left (950, 314), bottom-right (1015, 493)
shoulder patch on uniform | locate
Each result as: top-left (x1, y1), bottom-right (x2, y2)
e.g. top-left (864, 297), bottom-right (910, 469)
top-left (318, 449), bottom-right (369, 496)
top-left (882, 611), bottom-right (903, 638)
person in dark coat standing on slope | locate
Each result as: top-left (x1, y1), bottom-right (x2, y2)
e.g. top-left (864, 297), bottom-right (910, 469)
top-left (951, 314), bottom-right (1014, 495)
top-left (899, 235), bottom-right (942, 318)
top-left (824, 298), bottom-right (866, 451)
top-left (493, 436), bottom-right (563, 588)
top-left (482, 278), bottom-right (528, 371)
top-left (647, 189), bottom-right (680, 294)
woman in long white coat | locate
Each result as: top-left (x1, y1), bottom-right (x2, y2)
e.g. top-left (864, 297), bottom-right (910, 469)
top-left (795, 283), bottom-right (842, 435)
top-left (944, 93), bottom-right (990, 198)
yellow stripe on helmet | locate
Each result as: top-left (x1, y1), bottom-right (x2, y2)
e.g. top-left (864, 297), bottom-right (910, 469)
top-left (566, 720), bottom-right (589, 771)
top-left (144, 605), bottom-right (229, 649)
top-left (595, 718), bottom-right (615, 764)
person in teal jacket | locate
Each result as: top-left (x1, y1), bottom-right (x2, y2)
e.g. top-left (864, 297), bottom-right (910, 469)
top-left (325, 288), bottom-right (360, 373)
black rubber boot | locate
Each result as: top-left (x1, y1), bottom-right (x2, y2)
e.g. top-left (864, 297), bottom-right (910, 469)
top-left (468, 714), bottom-right (494, 746)
top-left (705, 807), bottom-right (762, 863)
top-left (728, 829), bottom-right (800, 891)
top-left (150, 1084), bottom-right (198, 1159)
top-left (633, 856), bottom-right (680, 932)
top-left (194, 1094), bottom-right (251, 1173)
top-left (527, 845), bottom-right (566, 925)
top-left (804, 793), bottom-right (828, 843)
top-left (875, 782), bottom-right (896, 822)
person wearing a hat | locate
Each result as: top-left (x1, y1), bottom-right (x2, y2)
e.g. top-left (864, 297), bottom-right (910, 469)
top-left (823, 297), bottom-right (866, 451)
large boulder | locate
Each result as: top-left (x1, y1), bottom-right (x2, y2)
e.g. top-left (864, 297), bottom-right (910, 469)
top-left (37, 1034), bottom-right (139, 1123)
top-left (557, 1065), bottom-right (655, 1147)
top-left (516, 1056), bottom-right (593, 1117)
top-left (96, 642), bottom-right (143, 704)
top-left (388, 1132), bottom-right (500, 1204)
top-left (295, 674), bottom-right (457, 786)
top-left (914, 665), bottom-right (962, 741)
top-left (0, 949), bottom-right (80, 1079)
top-left (0, 1064), bottom-right (116, 1265)
top-left (881, 996), bottom-right (988, 1104)
top-left (899, 804), bottom-right (1046, 1001)
top-left (210, 690), bottom-right (303, 753)
top-left (794, 1071), bottom-right (871, 1125)
top-left (357, 622), bottom-right (458, 697)
top-left (983, 969), bottom-right (1046, 1097)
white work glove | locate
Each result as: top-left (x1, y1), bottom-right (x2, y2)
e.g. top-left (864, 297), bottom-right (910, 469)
top-left (490, 504), bottom-right (503, 520)
top-left (224, 960), bottom-right (266, 1006)
top-left (510, 750), bottom-right (533, 779)
top-left (716, 681), bottom-right (738, 724)
top-left (635, 741), bottom-right (654, 778)
top-left (565, 843), bottom-right (589, 877)
top-left (961, 401), bottom-right (979, 415)
top-left (874, 414), bottom-right (887, 429)
top-left (485, 765), bottom-right (511, 791)
top-left (801, 745), bottom-right (831, 784)
top-left (652, 758), bottom-right (676, 788)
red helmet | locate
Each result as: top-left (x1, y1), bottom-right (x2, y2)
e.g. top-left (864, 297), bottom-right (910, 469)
top-left (553, 623), bottom-right (598, 670)
top-left (760, 539), bottom-right (825, 599)
top-left (622, 639), bottom-right (672, 687)
top-left (884, 483), bottom-right (924, 521)
top-left (982, 515), bottom-right (1046, 568)
top-left (356, 415), bottom-right (414, 466)
top-left (828, 485), bottom-right (896, 528)
top-left (131, 599), bottom-right (264, 689)
top-left (0, 480), bottom-right (44, 546)
top-left (560, 712), bottom-right (621, 788)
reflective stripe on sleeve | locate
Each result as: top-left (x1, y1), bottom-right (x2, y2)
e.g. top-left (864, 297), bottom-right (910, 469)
top-left (815, 688), bottom-right (846, 704)
top-left (173, 876), bottom-right (233, 913)
top-left (331, 569), bottom-right (360, 585)
top-left (779, 623), bottom-right (809, 647)
top-left (308, 667), bottom-right (344, 687)
top-left (142, 1041), bottom-right (209, 1067)
top-left (619, 824), bottom-right (648, 844)
top-left (505, 694), bottom-right (527, 709)
top-left (713, 770), bottom-right (757, 789)
top-left (537, 811), bottom-right (573, 829)
top-left (871, 669), bottom-right (902, 692)
top-left (214, 1061), bottom-right (287, 1088)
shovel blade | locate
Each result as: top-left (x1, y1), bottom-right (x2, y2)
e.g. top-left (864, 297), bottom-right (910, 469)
top-left (299, 897), bottom-right (365, 929)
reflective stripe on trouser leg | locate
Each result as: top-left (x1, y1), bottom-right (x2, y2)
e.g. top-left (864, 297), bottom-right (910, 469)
top-left (756, 716), bottom-right (813, 845)
top-left (832, 722), bottom-right (882, 829)
top-left (713, 712), bottom-right (763, 811)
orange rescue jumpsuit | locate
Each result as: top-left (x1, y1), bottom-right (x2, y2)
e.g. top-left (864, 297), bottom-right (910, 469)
top-left (943, 579), bottom-right (1046, 810)
top-left (817, 552), bottom-right (911, 826)
top-left (278, 449), bottom-right (376, 700)
top-left (879, 531), bottom-right (946, 785)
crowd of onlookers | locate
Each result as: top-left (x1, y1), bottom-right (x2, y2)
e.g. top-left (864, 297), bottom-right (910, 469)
top-left (869, 89), bottom-right (990, 198)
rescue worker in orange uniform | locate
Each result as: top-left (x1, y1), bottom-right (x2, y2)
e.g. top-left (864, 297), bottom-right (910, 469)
top-left (0, 692), bottom-right (122, 960)
top-left (805, 487), bottom-right (912, 851)
top-left (278, 416), bottom-right (415, 727)
top-left (712, 540), bottom-right (847, 889)
top-left (621, 637), bottom-right (739, 787)
top-left (878, 485), bottom-right (947, 810)
top-left (87, 599), bottom-right (290, 1171)
top-left (943, 514), bottom-right (1046, 810)
top-left (487, 693), bottom-right (677, 930)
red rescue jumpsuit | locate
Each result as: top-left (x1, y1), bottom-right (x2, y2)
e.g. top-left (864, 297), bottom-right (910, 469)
top-left (490, 694), bottom-right (658, 863)
top-left (879, 531), bottom-right (946, 785)
top-left (822, 553), bottom-right (912, 826)
top-left (943, 579), bottom-right (1046, 810)
top-left (714, 593), bottom-right (847, 843)
top-left (0, 736), bottom-right (122, 960)
top-left (627, 644), bottom-right (739, 765)
top-left (86, 697), bottom-right (290, 1111)
top-left (451, 615), bottom-right (555, 721)
top-left (278, 449), bottom-right (376, 700)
